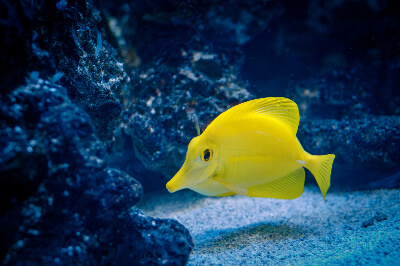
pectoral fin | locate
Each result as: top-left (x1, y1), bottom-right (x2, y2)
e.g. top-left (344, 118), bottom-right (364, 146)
top-left (214, 191), bottom-right (237, 197)
top-left (247, 167), bottom-right (305, 199)
top-left (215, 176), bottom-right (248, 196)
top-left (189, 178), bottom-right (230, 196)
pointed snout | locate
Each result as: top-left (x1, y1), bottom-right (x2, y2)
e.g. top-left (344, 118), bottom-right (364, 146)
top-left (166, 165), bottom-right (192, 193)
top-left (166, 169), bottom-right (185, 193)
top-left (166, 179), bottom-right (178, 193)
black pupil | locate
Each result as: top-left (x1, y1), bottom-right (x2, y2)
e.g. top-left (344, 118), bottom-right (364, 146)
top-left (203, 150), bottom-right (211, 161)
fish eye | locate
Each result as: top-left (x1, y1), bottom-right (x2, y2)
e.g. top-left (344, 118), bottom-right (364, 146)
top-left (202, 148), bottom-right (213, 162)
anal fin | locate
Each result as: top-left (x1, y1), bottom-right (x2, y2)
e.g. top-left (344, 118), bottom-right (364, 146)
top-left (247, 167), bottom-right (305, 199)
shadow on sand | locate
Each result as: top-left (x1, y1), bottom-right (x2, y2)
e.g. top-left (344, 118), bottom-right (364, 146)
top-left (194, 221), bottom-right (309, 253)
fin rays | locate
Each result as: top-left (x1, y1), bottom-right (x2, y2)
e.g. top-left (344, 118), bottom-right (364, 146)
top-left (304, 154), bottom-right (335, 201)
top-left (246, 167), bottom-right (305, 199)
top-left (209, 98), bottom-right (300, 135)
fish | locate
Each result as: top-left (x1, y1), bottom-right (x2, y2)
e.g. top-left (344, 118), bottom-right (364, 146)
top-left (166, 97), bottom-right (335, 201)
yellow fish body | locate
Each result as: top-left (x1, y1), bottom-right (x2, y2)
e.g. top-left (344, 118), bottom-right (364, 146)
top-left (166, 97), bottom-right (335, 201)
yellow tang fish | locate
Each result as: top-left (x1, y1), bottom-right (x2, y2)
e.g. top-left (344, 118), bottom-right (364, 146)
top-left (166, 97), bottom-right (335, 201)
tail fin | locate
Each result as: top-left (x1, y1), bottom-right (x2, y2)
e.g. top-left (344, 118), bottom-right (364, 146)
top-left (304, 154), bottom-right (335, 202)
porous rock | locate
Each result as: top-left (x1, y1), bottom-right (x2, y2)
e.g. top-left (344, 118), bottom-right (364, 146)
top-left (0, 80), bottom-right (193, 264)
top-left (0, 0), bottom-right (35, 93)
top-left (33, 0), bottom-right (130, 142)
top-left (298, 116), bottom-right (400, 188)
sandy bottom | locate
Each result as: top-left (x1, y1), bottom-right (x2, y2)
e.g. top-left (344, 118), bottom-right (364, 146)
top-left (138, 186), bottom-right (400, 265)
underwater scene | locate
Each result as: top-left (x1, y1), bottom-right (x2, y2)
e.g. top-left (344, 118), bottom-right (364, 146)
top-left (1, 0), bottom-right (399, 265)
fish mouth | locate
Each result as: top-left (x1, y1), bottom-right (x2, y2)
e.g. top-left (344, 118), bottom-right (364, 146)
top-left (166, 181), bottom-right (177, 193)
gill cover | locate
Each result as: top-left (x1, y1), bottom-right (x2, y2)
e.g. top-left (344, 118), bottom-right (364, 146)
top-left (166, 136), bottom-right (218, 193)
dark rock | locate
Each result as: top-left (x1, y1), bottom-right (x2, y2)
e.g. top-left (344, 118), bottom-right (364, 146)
top-left (362, 218), bottom-right (375, 228)
top-left (123, 0), bottom-right (281, 50)
top-left (0, 0), bottom-right (129, 143)
top-left (126, 208), bottom-right (194, 265)
top-left (361, 211), bottom-right (388, 229)
top-left (298, 116), bottom-right (400, 188)
top-left (375, 212), bottom-right (388, 222)
top-left (0, 0), bottom-right (35, 93)
top-left (242, 1), bottom-right (400, 115)
top-left (31, 0), bottom-right (130, 142)
top-left (298, 116), bottom-right (400, 166)
top-left (0, 79), bottom-right (193, 264)
top-left (1, 0), bottom-right (195, 264)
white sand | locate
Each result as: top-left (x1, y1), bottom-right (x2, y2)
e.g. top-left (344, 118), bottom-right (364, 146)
top-left (138, 186), bottom-right (400, 265)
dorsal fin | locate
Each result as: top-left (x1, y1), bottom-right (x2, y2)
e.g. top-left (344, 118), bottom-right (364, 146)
top-left (208, 97), bottom-right (300, 135)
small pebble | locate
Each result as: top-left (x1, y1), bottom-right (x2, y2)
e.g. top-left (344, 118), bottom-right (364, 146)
top-left (362, 218), bottom-right (375, 228)
top-left (375, 212), bottom-right (388, 222)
